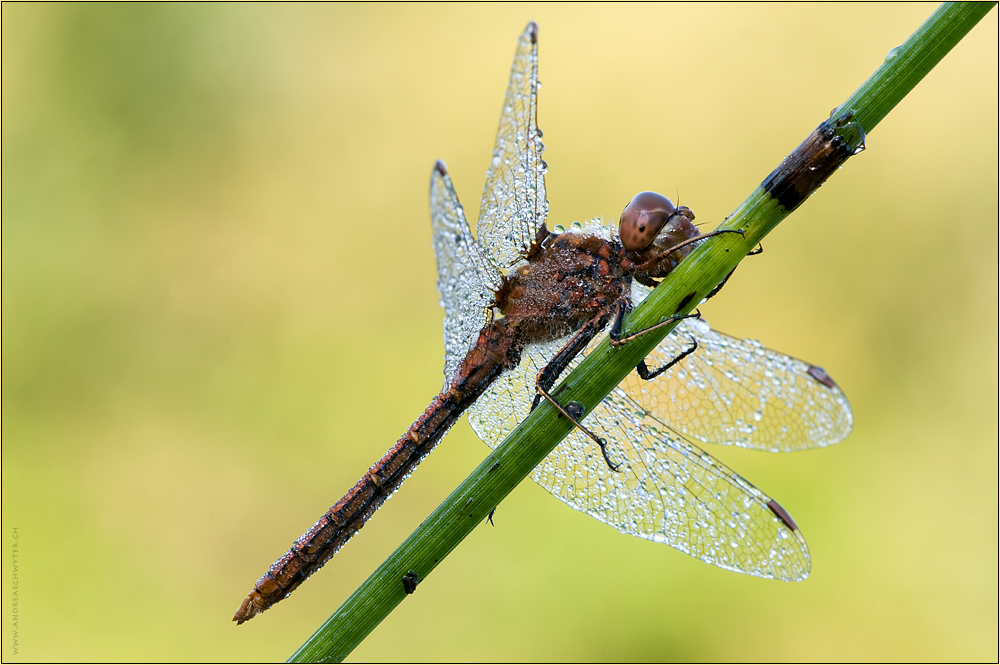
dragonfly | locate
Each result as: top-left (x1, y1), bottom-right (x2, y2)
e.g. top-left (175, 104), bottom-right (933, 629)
top-left (234, 21), bottom-right (852, 625)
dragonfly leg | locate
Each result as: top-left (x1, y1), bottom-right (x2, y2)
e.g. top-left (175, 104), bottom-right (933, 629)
top-left (567, 401), bottom-right (620, 470)
top-left (535, 386), bottom-right (621, 471)
top-left (636, 335), bottom-right (698, 381)
top-left (530, 310), bottom-right (610, 411)
top-left (531, 310), bottom-right (623, 472)
top-left (703, 242), bottom-right (763, 302)
top-left (636, 228), bottom-right (746, 272)
top-left (609, 308), bottom-right (702, 347)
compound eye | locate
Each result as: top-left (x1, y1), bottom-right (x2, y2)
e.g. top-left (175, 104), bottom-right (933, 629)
top-left (618, 191), bottom-right (677, 252)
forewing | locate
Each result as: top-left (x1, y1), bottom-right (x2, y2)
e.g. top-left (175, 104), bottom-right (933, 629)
top-left (624, 284), bottom-right (853, 451)
top-left (477, 22), bottom-right (548, 269)
top-left (430, 165), bottom-right (500, 386)
top-left (468, 337), bottom-right (810, 581)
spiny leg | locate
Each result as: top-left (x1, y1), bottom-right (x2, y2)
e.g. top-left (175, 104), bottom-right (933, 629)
top-left (636, 228), bottom-right (746, 272)
top-left (531, 309), bottom-right (622, 471)
top-left (535, 388), bottom-right (621, 472)
top-left (703, 242), bottom-right (763, 302)
top-left (636, 335), bottom-right (698, 381)
top-left (608, 307), bottom-right (702, 347)
top-left (619, 246), bottom-right (761, 384)
top-left (566, 400), bottom-right (619, 470)
top-left (530, 309), bottom-right (610, 411)
top-left (657, 227), bottom-right (746, 258)
top-left (607, 299), bottom-right (700, 383)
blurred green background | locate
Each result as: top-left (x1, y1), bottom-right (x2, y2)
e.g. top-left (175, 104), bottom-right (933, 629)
top-left (2, 4), bottom-right (997, 662)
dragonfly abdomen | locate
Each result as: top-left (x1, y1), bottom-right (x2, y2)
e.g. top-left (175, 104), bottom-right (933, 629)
top-left (234, 319), bottom-right (522, 624)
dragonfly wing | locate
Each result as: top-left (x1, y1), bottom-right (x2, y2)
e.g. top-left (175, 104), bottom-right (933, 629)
top-left (535, 387), bottom-right (811, 580)
top-left (468, 335), bottom-right (563, 451)
top-left (468, 338), bottom-right (810, 581)
top-left (430, 163), bottom-right (500, 387)
top-left (626, 283), bottom-right (853, 451)
top-left (477, 22), bottom-right (548, 269)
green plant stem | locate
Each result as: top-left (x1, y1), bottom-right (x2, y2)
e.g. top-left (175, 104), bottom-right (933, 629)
top-left (289, 3), bottom-right (995, 662)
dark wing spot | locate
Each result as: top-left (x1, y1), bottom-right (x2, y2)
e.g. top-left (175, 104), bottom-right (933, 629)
top-left (807, 365), bottom-right (837, 389)
top-left (767, 499), bottom-right (799, 532)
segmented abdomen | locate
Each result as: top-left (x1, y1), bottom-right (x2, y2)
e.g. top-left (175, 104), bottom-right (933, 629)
top-left (233, 319), bottom-right (522, 624)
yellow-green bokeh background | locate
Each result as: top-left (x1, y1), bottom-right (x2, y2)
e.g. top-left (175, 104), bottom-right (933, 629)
top-left (3, 4), bottom-right (997, 662)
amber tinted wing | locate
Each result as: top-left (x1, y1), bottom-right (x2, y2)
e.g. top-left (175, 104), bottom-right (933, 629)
top-left (430, 163), bottom-right (500, 387)
top-left (476, 22), bottom-right (548, 269)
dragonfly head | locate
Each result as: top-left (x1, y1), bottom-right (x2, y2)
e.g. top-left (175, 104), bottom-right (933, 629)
top-left (619, 192), bottom-right (700, 283)
top-left (619, 192), bottom-right (697, 251)
top-left (619, 192), bottom-right (676, 252)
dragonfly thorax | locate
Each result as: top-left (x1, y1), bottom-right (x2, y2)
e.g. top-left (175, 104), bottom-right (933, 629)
top-left (493, 231), bottom-right (629, 346)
